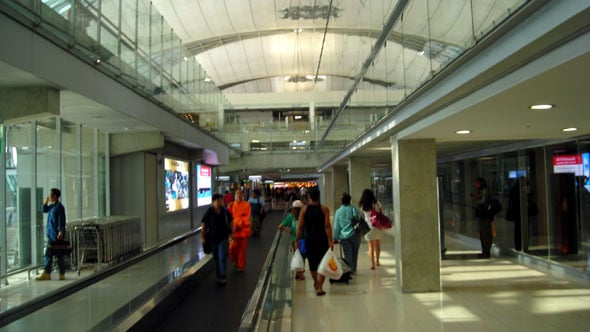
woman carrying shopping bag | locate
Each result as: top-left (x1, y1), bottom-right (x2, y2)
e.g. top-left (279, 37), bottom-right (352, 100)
top-left (359, 189), bottom-right (383, 270)
top-left (296, 187), bottom-right (333, 296)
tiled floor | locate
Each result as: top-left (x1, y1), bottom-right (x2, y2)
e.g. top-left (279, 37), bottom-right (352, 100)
top-left (291, 235), bottom-right (590, 332)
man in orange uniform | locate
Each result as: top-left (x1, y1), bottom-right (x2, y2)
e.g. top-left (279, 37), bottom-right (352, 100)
top-left (228, 189), bottom-right (251, 271)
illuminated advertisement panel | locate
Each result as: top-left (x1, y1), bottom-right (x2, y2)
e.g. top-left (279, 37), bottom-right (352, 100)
top-left (197, 164), bottom-right (212, 206)
top-left (164, 158), bottom-right (190, 212)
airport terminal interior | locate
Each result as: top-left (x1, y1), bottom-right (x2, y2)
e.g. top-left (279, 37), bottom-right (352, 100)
top-left (0, 0), bottom-right (589, 331)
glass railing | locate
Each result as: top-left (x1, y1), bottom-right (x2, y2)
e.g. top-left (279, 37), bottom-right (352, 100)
top-left (317, 0), bottom-right (530, 151)
top-left (1, 0), bottom-right (230, 120)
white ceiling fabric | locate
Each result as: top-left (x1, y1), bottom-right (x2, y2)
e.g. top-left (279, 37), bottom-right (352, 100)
top-left (152, 0), bottom-right (525, 97)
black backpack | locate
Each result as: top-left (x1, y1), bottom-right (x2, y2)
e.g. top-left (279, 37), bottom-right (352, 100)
top-left (488, 198), bottom-right (502, 216)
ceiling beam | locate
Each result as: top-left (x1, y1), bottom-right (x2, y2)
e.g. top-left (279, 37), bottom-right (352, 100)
top-left (185, 27), bottom-right (454, 56)
top-left (218, 73), bottom-right (401, 90)
top-left (315, 0), bottom-right (410, 151)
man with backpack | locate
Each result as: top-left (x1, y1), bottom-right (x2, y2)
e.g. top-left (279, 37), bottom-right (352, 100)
top-left (202, 193), bottom-right (233, 285)
top-left (248, 189), bottom-right (266, 238)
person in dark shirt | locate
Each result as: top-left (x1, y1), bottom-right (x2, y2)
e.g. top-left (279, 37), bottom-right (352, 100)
top-left (296, 187), bottom-right (333, 296)
top-left (202, 193), bottom-right (233, 285)
top-left (473, 177), bottom-right (493, 258)
top-left (37, 188), bottom-right (67, 281)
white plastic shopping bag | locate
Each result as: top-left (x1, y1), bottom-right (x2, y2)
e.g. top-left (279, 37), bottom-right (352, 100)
top-left (290, 249), bottom-right (305, 272)
top-left (318, 249), bottom-right (343, 280)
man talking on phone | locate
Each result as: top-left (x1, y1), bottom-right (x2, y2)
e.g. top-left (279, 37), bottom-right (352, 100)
top-left (36, 188), bottom-right (67, 281)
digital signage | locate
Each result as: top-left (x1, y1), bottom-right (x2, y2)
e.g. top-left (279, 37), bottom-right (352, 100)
top-left (164, 158), bottom-right (190, 212)
top-left (197, 164), bottom-right (212, 206)
top-left (553, 153), bottom-right (590, 191)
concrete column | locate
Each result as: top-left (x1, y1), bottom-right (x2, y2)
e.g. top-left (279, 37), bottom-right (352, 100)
top-left (333, 166), bottom-right (349, 210)
top-left (109, 131), bottom-right (164, 156)
top-left (0, 87), bottom-right (59, 122)
top-left (321, 169), bottom-right (333, 214)
top-left (392, 137), bottom-right (440, 293)
top-left (309, 101), bottom-right (315, 131)
top-left (321, 166), bottom-right (349, 214)
top-left (348, 157), bottom-right (371, 201)
top-left (218, 105), bottom-right (225, 128)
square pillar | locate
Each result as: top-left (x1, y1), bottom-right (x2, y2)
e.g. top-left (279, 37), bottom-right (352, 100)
top-left (320, 171), bottom-right (332, 211)
top-left (392, 137), bottom-right (441, 292)
top-left (348, 157), bottom-right (371, 203)
top-left (323, 166), bottom-right (349, 214)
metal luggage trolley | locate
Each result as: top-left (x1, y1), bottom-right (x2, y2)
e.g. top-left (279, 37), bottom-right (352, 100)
top-left (74, 222), bottom-right (102, 275)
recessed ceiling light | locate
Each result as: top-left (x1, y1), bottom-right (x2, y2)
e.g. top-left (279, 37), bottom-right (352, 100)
top-left (455, 130), bottom-right (471, 135)
top-left (530, 104), bottom-right (554, 110)
top-left (562, 127), bottom-right (577, 132)
top-left (204, 77), bottom-right (212, 82)
top-left (95, 58), bottom-right (101, 64)
top-left (252, 139), bottom-right (260, 143)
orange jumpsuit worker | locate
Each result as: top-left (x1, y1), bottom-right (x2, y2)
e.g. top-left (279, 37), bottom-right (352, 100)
top-left (228, 189), bottom-right (251, 271)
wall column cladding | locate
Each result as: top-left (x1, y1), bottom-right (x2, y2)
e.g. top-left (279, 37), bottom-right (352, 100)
top-left (392, 137), bottom-right (441, 293)
top-left (0, 87), bottom-right (59, 122)
top-left (347, 157), bottom-right (371, 201)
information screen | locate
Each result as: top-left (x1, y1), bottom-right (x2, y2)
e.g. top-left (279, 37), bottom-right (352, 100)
top-left (164, 158), bottom-right (190, 212)
top-left (553, 153), bottom-right (590, 191)
top-left (197, 164), bottom-right (212, 206)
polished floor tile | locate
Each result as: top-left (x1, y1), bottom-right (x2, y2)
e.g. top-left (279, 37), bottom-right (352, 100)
top-left (291, 236), bottom-right (590, 332)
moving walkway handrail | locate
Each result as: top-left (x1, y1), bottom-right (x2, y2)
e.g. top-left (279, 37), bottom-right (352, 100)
top-left (0, 227), bottom-right (202, 327)
top-left (239, 228), bottom-right (285, 331)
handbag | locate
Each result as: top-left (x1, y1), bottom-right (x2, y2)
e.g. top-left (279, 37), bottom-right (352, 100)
top-left (352, 209), bottom-right (370, 235)
top-left (203, 240), bottom-right (213, 254)
top-left (298, 239), bottom-right (307, 257)
top-left (370, 210), bottom-right (392, 230)
top-left (48, 240), bottom-right (72, 255)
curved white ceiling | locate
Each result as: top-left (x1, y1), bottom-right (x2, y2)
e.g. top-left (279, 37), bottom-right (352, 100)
top-left (152, 0), bottom-right (524, 96)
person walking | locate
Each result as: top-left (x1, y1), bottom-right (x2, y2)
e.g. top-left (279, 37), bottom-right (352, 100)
top-left (36, 188), bottom-right (67, 281)
top-left (296, 187), bottom-right (333, 296)
top-left (279, 200), bottom-right (305, 280)
top-left (473, 177), bottom-right (493, 258)
top-left (333, 193), bottom-right (362, 275)
top-left (248, 189), bottom-right (265, 238)
top-left (359, 189), bottom-right (383, 270)
top-left (202, 193), bottom-right (233, 285)
top-left (228, 189), bottom-right (251, 272)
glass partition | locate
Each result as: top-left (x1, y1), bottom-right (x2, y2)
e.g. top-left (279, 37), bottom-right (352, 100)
top-left (438, 137), bottom-right (590, 274)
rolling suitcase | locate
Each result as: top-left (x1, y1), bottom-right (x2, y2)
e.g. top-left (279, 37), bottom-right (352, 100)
top-left (329, 244), bottom-right (352, 284)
